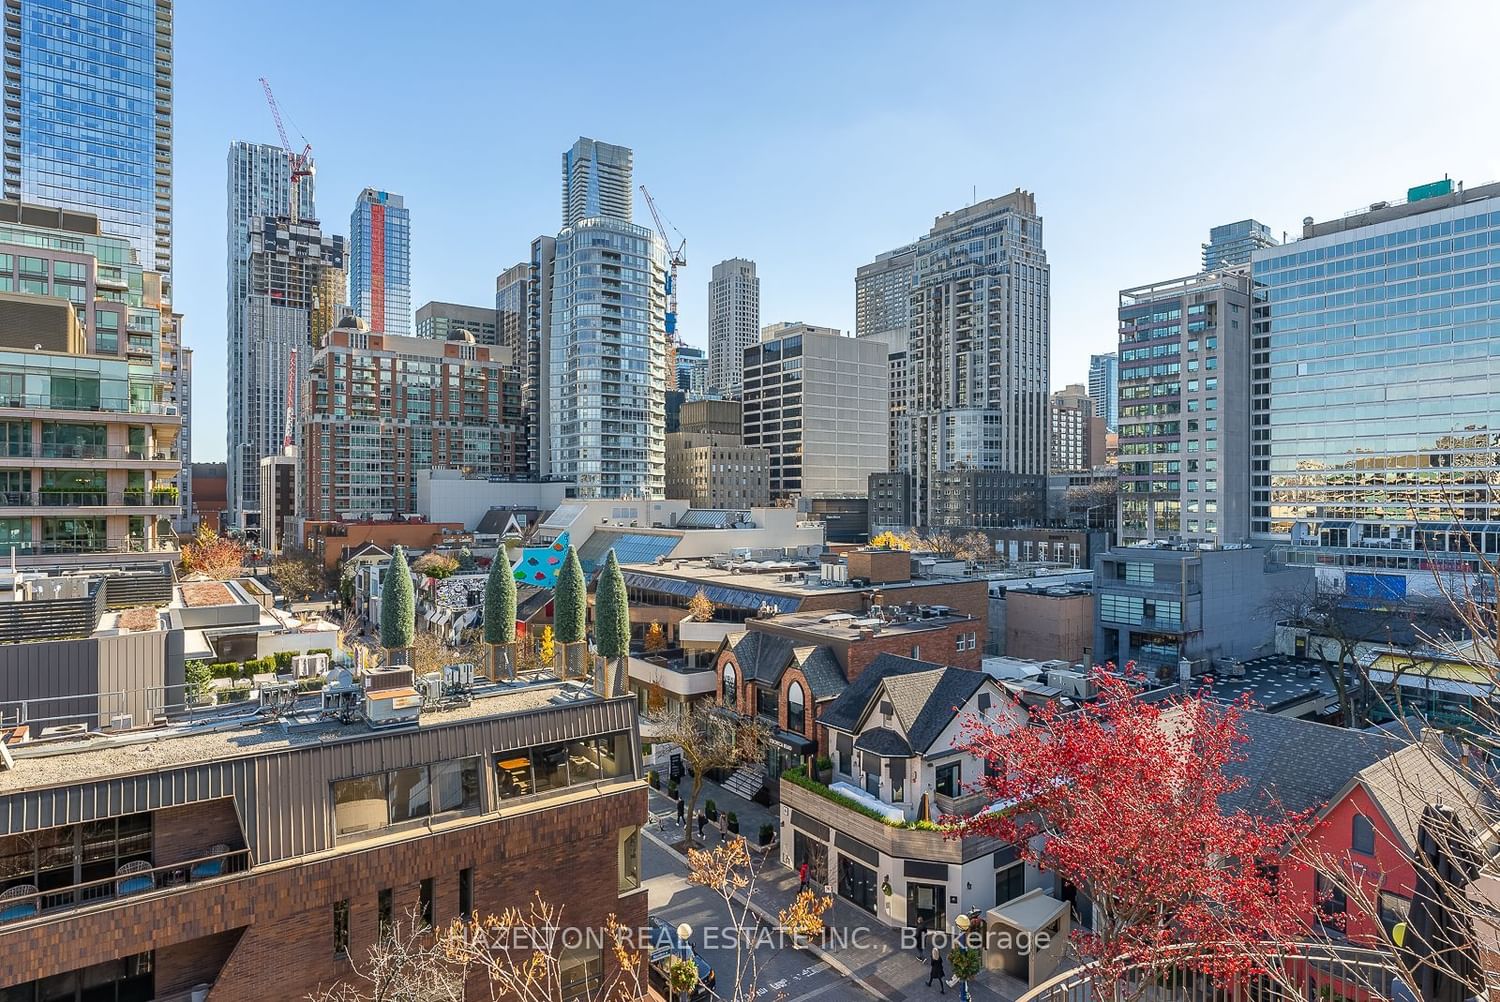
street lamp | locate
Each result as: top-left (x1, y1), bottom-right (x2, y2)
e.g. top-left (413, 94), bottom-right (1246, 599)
top-left (953, 913), bottom-right (974, 1002)
top-left (673, 923), bottom-right (694, 1002)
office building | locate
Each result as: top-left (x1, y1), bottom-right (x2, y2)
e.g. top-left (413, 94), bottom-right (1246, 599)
top-left (907, 192), bottom-right (1050, 527)
top-left (707, 258), bottom-right (759, 396)
top-left (743, 323), bottom-right (887, 499)
top-left (1049, 383), bottom-right (1100, 473)
top-left (1251, 177), bottom-right (1500, 599)
top-left (679, 398), bottom-right (743, 437)
top-left (1202, 218), bottom-right (1277, 271)
top-left (927, 469), bottom-right (1046, 531)
top-left (4, 0), bottom-right (174, 282)
top-left (1088, 352), bottom-right (1118, 431)
top-left (416, 300), bottom-right (497, 345)
top-left (0, 202), bottom-right (182, 564)
top-left (495, 259), bottom-right (541, 475)
top-left (302, 317), bottom-right (525, 521)
top-left (231, 213), bottom-right (344, 534)
top-left (348, 188), bottom-right (411, 336)
top-left (547, 140), bottom-right (669, 499)
top-left (675, 342), bottom-right (708, 395)
top-left (562, 137), bottom-right (632, 225)
top-left (1116, 270), bottom-right (1251, 546)
top-left (526, 237), bottom-right (556, 478)
top-left (0, 671), bottom-right (646, 1001)
top-left (258, 453), bottom-right (295, 555)
top-left (226, 140), bottom-right (319, 530)
top-left (856, 243), bottom-right (917, 475)
top-left (664, 431), bottom-right (770, 508)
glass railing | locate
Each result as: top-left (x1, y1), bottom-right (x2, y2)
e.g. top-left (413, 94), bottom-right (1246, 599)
top-left (33, 444), bottom-right (179, 462)
top-left (0, 491), bottom-right (180, 508)
top-left (0, 394), bottom-right (178, 416)
top-left (0, 847), bottom-right (250, 925)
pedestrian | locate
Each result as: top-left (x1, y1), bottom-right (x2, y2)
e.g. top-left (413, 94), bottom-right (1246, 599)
top-left (914, 917), bottom-right (928, 962)
top-left (926, 944), bottom-right (946, 994)
top-left (717, 809), bottom-right (728, 842)
top-left (676, 798), bottom-right (685, 827)
top-left (798, 861), bottom-right (810, 893)
top-left (696, 812), bottom-right (708, 839)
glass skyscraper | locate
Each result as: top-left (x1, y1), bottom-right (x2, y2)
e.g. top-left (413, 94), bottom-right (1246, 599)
top-left (1088, 351), bottom-right (1118, 431)
top-left (4, 0), bottom-right (174, 285)
top-left (348, 188), bottom-right (411, 335)
top-left (1202, 219), bottom-right (1277, 273)
top-left (1251, 178), bottom-right (1500, 598)
top-left (562, 138), bottom-right (632, 227)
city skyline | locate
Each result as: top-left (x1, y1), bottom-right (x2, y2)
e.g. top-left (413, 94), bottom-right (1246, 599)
top-left (170, 1), bottom-right (1500, 461)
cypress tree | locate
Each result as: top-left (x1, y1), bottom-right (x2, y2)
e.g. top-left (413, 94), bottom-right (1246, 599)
top-left (554, 547), bottom-right (586, 675)
top-left (380, 545), bottom-right (415, 664)
top-left (595, 549), bottom-right (631, 695)
top-left (485, 550), bottom-right (518, 679)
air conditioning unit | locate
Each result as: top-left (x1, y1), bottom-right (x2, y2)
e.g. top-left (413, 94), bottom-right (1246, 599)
top-left (107, 714), bottom-right (133, 731)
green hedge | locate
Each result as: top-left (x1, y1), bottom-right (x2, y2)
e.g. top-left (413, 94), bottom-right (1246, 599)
top-left (782, 766), bottom-right (948, 832)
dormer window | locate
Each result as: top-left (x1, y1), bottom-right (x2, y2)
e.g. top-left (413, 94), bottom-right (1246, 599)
top-left (880, 700), bottom-right (893, 725)
top-left (977, 693), bottom-right (991, 714)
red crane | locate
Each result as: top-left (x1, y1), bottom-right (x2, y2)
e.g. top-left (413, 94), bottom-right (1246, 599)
top-left (259, 77), bottom-right (314, 223)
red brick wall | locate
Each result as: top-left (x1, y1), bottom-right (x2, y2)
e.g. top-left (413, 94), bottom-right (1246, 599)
top-left (844, 619), bottom-right (983, 681)
top-left (0, 788), bottom-right (648, 1001)
top-left (153, 799), bottom-right (246, 869)
top-left (714, 649), bottom-right (749, 715)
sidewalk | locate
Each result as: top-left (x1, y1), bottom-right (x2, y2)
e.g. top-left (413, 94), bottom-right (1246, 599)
top-left (648, 775), bottom-right (1028, 1002)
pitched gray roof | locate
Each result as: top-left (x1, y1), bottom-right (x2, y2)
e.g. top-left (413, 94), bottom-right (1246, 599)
top-left (856, 727), bottom-right (913, 757)
top-left (818, 654), bottom-right (939, 735)
top-left (793, 646), bottom-right (847, 699)
top-left (726, 630), bottom-right (795, 685)
top-left (1221, 712), bottom-right (1405, 820)
top-left (1355, 741), bottom-right (1492, 853)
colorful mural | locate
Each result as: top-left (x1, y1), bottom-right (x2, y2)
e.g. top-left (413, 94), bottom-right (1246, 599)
top-left (512, 531), bottom-right (570, 588)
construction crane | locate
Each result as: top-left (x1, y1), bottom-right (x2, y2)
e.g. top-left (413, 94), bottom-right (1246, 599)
top-left (283, 347), bottom-right (297, 457)
top-left (639, 184), bottom-right (686, 340)
top-left (259, 77), bottom-right (314, 224)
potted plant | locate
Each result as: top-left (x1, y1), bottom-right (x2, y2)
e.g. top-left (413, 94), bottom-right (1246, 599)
top-left (814, 755), bottom-right (833, 783)
top-left (726, 811), bottom-right (739, 834)
top-left (648, 769), bottom-right (660, 790)
top-left (758, 821), bottom-right (774, 846)
top-left (951, 945), bottom-right (982, 1001)
top-left (705, 798), bottom-right (718, 822)
top-left (668, 780), bottom-right (679, 801)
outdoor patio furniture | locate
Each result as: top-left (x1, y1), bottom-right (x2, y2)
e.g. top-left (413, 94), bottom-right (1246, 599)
top-left (0, 884), bottom-right (38, 922)
top-left (190, 844), bottom-right (231, 880)
top-left (116, 860), bottom-right (154, 896)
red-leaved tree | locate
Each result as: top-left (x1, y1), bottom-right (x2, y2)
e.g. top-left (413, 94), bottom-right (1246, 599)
top-left (954, 666), bottom-right (1315, 999)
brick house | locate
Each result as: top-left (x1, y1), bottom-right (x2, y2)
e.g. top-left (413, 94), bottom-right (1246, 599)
top-left (713, 607), bottom-right (986, 789)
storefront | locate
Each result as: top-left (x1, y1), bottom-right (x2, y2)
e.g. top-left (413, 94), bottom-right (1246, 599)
top-left (764, 729), bottom-right (816, 791)
top-left (835, 833), bottom-right (881, 915)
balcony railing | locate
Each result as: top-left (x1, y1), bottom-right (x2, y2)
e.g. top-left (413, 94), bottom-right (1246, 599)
top-left (0, 491), bottom-right (178, 508)
top-left (19, 444), bottom-right (182, 462)
top-left (0, 847), bottom-right (250, 927)
top-left (0, 394), bottom-right (178, 417)
top-left (1017, 943), bottom-right (1402, 1002)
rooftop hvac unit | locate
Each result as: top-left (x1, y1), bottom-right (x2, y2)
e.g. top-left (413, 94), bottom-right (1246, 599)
top-left (107, 714), bottom-right (133, 731)
top-left (291, 652), bottom-right (329, 678)
top-left (321, 667), bottom-right (362, 721)
top-left (363, 680), bottom-right (422, 729)
top-left (443, 662), bottom-right (476, 690)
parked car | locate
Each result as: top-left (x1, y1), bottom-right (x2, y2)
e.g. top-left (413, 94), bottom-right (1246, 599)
top-left (647, 915), bottom-right (717, 1000)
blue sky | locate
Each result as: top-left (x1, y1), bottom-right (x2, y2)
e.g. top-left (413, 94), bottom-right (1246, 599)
top-left (175, 0), bottom-right (1500, 462)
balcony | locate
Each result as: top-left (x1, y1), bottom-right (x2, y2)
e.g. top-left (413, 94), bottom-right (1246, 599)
top-left (0, 846), bottom-right (250, 928)
top-left (1017, 943), bottom-right (1404, 1002)
top-left (0, 491), bottom-right (179, 512)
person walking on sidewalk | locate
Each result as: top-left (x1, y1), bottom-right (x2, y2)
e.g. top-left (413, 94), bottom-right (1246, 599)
top-left (696, 812), bottom-right (708, 840)
top-left (717, 809), bottom-right (728, 842)
top-left (914, 918), bottom-right (929, 962)
top-left (676, 798), bottom-right (685, 827)
top-left (798, 861), bottom-right (810, 893)
top-left (926, 944), bottom-right (946, 994)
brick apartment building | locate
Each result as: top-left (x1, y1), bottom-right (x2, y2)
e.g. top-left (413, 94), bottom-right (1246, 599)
top-left (302, 316), bottom-right (526, 522)
top-left (0, 676), bottom-right (646, 1000)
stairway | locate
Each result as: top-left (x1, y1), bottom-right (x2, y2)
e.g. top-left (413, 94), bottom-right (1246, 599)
top-left (721, 764), bottom-right (770, 806)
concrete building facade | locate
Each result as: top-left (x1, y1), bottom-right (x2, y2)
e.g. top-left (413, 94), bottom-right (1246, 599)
top-left (678, 397), bottom-right (743, 437)
top-left (742, 324), bottom-right (887, 500)
top-left (707, 258), bottom-right (759, 397)
top-left (1048, 383), bottom-right (1095, 473)
top-left (416, 300), bottom-right (497, 345)
top-left (348, 188), bottom-right (411, 336)
top-left (664, 431), bottom-right (770, 509)
top-left (907, 192), bottom-right (1050, 527)
top-left (855, 244), bottom-right (917, 476)
top-left (1116, 269), bottom-right (1252, 546)
top-left (301, 318), bottom-right (525, 522)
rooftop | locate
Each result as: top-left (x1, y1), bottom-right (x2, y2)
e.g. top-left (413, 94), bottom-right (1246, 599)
top-left (756, 608), bottom-right (976, 641)
top-left (624, 556), bottom-right (973, 600)
top-left (0, 673), bottom-right (602, 795)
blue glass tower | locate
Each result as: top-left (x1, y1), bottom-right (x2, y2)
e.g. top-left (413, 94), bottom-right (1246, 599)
top-left (5, 0), bottom-right (173, 287)
top-left (349, 188), bottom-right (411, 335)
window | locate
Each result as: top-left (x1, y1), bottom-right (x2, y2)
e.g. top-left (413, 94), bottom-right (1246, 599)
top-left (835, 732), bottom-right (854, 776)
top-left (936, 762), bottom-right (960, 797)
top-left (378, 888), bottom-right (393, 939)
top-left (420, 877), bottom-right (435, 928)
top-left (618, 827), bottom-right (641, 893)
top-left (333, 899), bottom-right (350, 956)
top-left (459, 868), bottom-right (473, 918)
top-left (756, 685), bottom-right (778, 720)
top-left (560, 948), bottom-right (604, 1002)
top-left (722, 662), bottom-right (737, 705)
top-left (1315, 873), bottom-right (1346, 928)
top-left (1351, 814), bottom-right (1375, 856)
top-left (531, 744), bottom-right (569, 793)
top-left (1378, 891), bottom-right (1410, 933)
top-left (786, 681), bottom-right (806, 735)
top-left (996, 862), bottom-right (1025, 905)
top-left (334, 758), bottom-right (481, 836)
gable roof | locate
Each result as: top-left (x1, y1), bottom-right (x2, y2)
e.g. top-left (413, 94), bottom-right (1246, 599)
top-left (855, 727), bottom-right (913, 757)
top-left (724, 630), bottom-right (796, 685)
top-left (818, 654), bottom-right (940, 736)
top-left (1221, 712), bottom-right (1405, 820)
top-left (1354, 740), bottom-right (1494, 854)
top-left (792, 646), bottom-right (847, 699)
top-left (818, 653), bottom-right (992, 756)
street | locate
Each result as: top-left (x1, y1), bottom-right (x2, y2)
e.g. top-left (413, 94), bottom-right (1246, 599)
top-left (642, 829), bottom-right (868, 1002)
